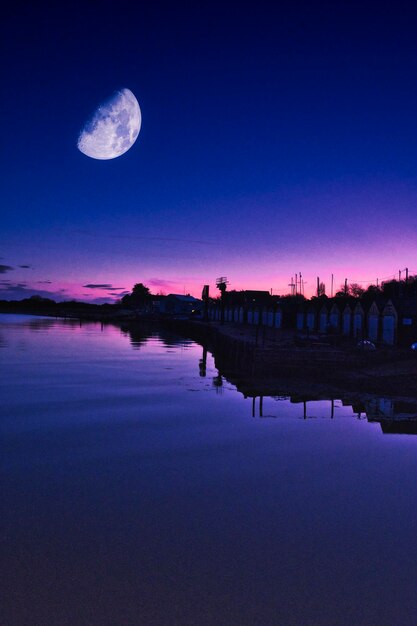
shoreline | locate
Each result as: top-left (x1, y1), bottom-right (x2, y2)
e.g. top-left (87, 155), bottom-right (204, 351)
top-left (162, 319), bottom-right (417, 400)
top-left (2, 310), bottom-right (417, 400)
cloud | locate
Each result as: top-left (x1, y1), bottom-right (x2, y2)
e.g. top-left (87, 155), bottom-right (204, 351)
top-left (0, 283), bottom-right (68, 302)
top-left (89, 296), bottom-right (120, 305)
top-left (0, 264), bottom-right (14, 274)
top-left (146, 277), bottom-right (189, 292)
top-left (19, 265), bottom-right (32, 269)
top-left (147, 277), bottom-right (182, 287)
top-left (37, 280), bottom-right (52, 284)
top-left (83, 283), bottom-right (125, 290)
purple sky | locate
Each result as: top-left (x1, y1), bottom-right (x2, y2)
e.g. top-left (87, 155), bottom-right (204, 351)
top-left (2, 2), bottom-right (417, 301)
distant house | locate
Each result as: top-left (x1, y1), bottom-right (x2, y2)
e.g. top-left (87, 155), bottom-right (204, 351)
top-left (367, 301), bottom-right (380, 343)
top-left (296, 303), bottom-right (306, 331)
top-left (381, 299), bottom-right (397, 346)
top-left (242, 290), bottom-right (272, 306)
top-left (342, 302), bottom-right (352, 336)
top-left (319, 302), bottom-right (329, 332)
top-left (387, 298), bottom-right (417, 346)
top-left (274, 303), bottom-right (283, 328)
top-left (159, 294), bottom-right (202, 316)
top-left (329, 301), bottom-right (343, 332)
top-left (150, 294), bottom-right (166, 313)
top-left (353, 301), bottom-right (365, 340)
top-left (306, 303), bottom-right (317, 332)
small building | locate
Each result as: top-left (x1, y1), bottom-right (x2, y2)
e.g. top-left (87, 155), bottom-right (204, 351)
top-left (319, 303), bottom-right (329, 332)
top-left (160, 294), bottom-right (202, 316)
top-left (274, 304), bottom-right (283, 329)
top-left (388, 298), bottom-right (417, 347)
top-left (367, 301), bottom-right (380, 343)
top-left (353, 301), bottom-right (365, 340)
top-left (262, 307), bottom-right (275, 327)
top-left (296, 306), bottom-right (305, 331)
top-left (342, 302), bottom-right (352, 336)
top-left (381, 299), bottom-right (397, 345)
top-left (306, 303), bottom-right (317, 332)
top-left (328, 302), bottom-right (340, 331)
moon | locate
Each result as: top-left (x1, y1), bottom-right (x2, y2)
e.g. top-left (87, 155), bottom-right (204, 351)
top-left (78, 88), bottom-right (141, 160)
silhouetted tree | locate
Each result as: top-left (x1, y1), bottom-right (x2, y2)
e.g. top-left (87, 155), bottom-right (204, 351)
top-left (335, 282), bottom-right (365, 298)
top-left (121, 283), bottom-right (151, 309)
top-left (363, 284), bottom-right (382, 299)
top-left (349, 283), bottom-right (365, 298)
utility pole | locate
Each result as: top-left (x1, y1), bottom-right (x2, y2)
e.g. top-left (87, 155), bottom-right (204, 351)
top-left (201, 285), bottom-right (209, 321)
top-left (406, 267), bottom-right (409, 284)
top-left (317, 276), bottom-right (320, 298)
top-left (344, 278), bottom-right (348, 296)
top-left (216, 277), bottom-right (229, 325)
top-left (399, 270), bottom-right (402, 282)
top-left (331, 274), bottom-right (334, 298)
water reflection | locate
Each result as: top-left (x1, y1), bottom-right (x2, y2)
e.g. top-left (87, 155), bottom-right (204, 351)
top-left (237, 391), bottom-right (417, 434)
top-left (120, 323), bottom-right (150, 350)
top-left (3, 314), bottom-right (417, 624)
top-left (120, 321), bottom-right (194, 351)
top-left (199, 346), bottom-right (208, 377)
top-left (2, 313), bottom-right (417, 436)
top-left (204, 333), bottom-right (417, 434)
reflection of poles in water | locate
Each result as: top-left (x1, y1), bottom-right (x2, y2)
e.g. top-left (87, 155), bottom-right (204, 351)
top-left (212, 372), bottom-right (223, 394)
top-left (199, 347), bottom-right (208, 377)
top-left (303, 399), bottom-right (334, 419)
top-left (252, 396), bottom-right (264, 417)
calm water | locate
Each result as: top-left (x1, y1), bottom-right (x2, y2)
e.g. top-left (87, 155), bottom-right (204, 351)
top-left (2, 314), bottom-right (417, 626)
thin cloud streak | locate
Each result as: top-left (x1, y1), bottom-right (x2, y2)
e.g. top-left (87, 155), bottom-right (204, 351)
top-left (83, 283), bottom-right (125, 290)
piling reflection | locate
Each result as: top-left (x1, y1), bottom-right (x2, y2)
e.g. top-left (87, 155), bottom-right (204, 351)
top-left (234, 389), bottom-right (417, 434)
top-left (199, 347), bottom-right (208, 377)
top-left (205, 341), bottom-right (417, 434)
top-left (3, 315), bottom-right (417, 435)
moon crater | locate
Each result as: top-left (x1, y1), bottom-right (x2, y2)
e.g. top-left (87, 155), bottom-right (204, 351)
top-left (78, 88), bottom-right (141, 160)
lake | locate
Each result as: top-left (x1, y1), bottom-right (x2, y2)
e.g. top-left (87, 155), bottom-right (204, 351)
top-left (2, 313), bottom-right (417, 625)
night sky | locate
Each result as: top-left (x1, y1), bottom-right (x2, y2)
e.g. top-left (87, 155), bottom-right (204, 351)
top-left (2, 1), bottom-right (417, 302)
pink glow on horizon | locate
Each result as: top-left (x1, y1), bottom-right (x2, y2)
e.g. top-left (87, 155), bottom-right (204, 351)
top-left (10, 256), bottom-right (417, 304)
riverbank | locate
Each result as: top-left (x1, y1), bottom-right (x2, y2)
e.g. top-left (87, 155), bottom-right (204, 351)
top-left (162, 319), bottom-right (417, 399)
top-left (3, 308), bottom-right (417, 399)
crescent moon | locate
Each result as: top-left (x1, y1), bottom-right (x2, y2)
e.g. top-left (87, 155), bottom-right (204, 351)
top-left (77, 88), bottom-right (141, 160)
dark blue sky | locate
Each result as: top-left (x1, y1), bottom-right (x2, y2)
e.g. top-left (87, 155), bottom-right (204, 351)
top-left (2, 1), bottom-right (417, 300)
